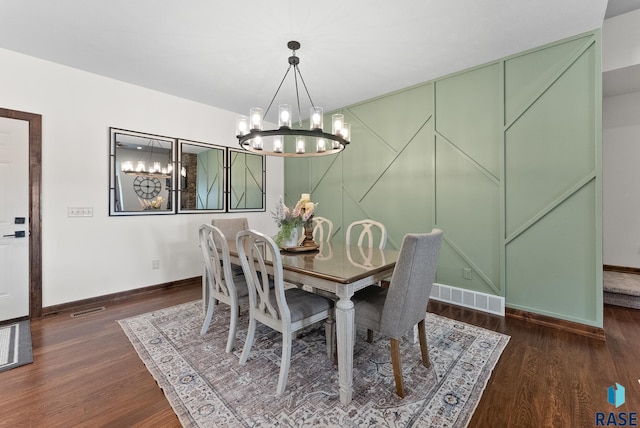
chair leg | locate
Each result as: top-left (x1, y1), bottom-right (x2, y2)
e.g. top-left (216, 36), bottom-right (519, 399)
top-left (239, 317), bottom-right (256, 365)
top-left (418, 319), bottom-right (430, 368)
top-left (225, 304), bottom-right (239, 353)
top-left (200, 294), bottom-right (216, 336)
top-left (325, 310), bottom-right (335, 359)
top-left (277, 330), bottom-right (292, 395)
top-left (390, 338), bottom-right (405, 398)
top-left (366, 329), bottom-right (374, 343)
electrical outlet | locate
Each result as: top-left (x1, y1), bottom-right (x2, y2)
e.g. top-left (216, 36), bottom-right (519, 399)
top-left (463, 268), bottom-right (472, 280)
top-left (152, 259), bottom-right (160, 269)
top-left (68, 207), bottom-right (93, 217)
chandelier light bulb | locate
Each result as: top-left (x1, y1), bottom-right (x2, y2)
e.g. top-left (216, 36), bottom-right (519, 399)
top-left (249, 108), bottom-right (263, 131)
top-left (317, 138), bottom-right (326, 153)
top-left (296, 137), bottom-right (305, 154)
top-left (274, 137), bottom-right (283, 153)
top-left (332, 113), bottom-right (344, 134)
top-left (279, 104), bottom-right (292, 128)
top-left (310, 107), bottom-right (323, 130)
top-left (236, 115), bottom-right (249, 136)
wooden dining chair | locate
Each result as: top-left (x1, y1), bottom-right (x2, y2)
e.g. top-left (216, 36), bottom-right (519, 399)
top-left (312, 216), bottom-right (334, 242)
top-left (237, 229), bottom-right (335, 395)
top-left (353, 229), bottom-right (443, 398)
top-left (211, 217), bottom-right (249, 277)
top-left (199, 224), bottom-right (250, 353)
top-left (346, 219), bottom-right (387, 249)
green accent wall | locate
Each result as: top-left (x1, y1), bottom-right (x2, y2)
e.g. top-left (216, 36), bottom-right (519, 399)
top-left (285, 31), bottom-right (602, 327)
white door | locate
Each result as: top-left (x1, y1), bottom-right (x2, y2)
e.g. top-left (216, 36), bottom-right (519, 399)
top-left (0, 117), bottom-right (29, 321)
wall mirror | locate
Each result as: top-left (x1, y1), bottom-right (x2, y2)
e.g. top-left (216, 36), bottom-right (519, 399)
top-left (228, 149), bottom-right (265, 212)
top-left (178, 139), bottom-right (226, 213)
top-left (109, 128), bottom-right (176, 216)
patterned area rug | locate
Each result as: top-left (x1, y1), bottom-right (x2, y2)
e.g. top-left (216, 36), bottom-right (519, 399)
top-left (0, 320), bottom-right (33, 373)
top-left (119, 301), bottom-right (509, 427)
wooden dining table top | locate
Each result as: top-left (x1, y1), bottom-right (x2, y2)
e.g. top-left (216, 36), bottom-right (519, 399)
top-left (226, 240), bottom-right (399, 285)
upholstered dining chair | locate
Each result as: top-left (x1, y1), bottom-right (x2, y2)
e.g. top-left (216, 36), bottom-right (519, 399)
top-left (199, 224), bottom-right (250, 353)
top-left (237, 229), bottom-right (335, 396)
top-left (353, 229), bottom-right (443, 398)
top-left (346, 219), bottom-right (387, 249)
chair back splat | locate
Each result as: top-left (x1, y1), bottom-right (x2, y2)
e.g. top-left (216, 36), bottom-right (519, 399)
top-left (346, 219), bottom-right (387, 249)
top-left (312, 216), bottom-right (334, 243)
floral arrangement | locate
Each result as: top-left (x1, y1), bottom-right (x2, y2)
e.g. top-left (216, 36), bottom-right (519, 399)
top-left (272, 193), bottom-right (316, 246)
top-left (139, 196), bottom-right (163, 210)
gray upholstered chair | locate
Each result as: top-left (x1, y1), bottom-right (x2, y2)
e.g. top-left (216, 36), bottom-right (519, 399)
top-left (353, 229), bottom-right (443, 398)
top-left (199, 224), bottom-right (249, 353)
top-left (346, 219), bottom-right (387, 249)
top-left (237, 229), bottom-right (335, 395)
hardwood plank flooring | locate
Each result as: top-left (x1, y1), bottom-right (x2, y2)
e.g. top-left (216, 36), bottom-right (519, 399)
top-left (1, 283), bottom-right (638, 427)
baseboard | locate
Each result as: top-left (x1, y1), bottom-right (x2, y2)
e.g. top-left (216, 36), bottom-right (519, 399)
top-left (430, 283), bottom-right (505, 316)
top-left (603, 264), bottom-right (640, 275)
top-left (505, 307), bottom-right (606, 341)
top-left (42, 276), bottom-right (201, 316)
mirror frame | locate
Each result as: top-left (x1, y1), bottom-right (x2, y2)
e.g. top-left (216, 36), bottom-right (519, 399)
top-left (177, 139), bottom-right (227, 214)
top-left (227, 148), bottom-right (266, 212)
top-left (109, 128), bottom-right (177, 216)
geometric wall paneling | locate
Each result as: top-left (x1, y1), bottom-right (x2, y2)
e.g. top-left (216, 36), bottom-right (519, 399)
top-left (341, 112), bottom-right (396, 201)
top-left (310, 154), bottom-right (343, 241)
top-left (347, 83), bottom-right (433, 151)
top-left (436, 238), bottom-right (501, 296)
top-left (363, 118), bottom-right (434, 250)
top-left (504, 35), bottom-right (594, 125)
top-left (284, 29), bottom-right (601, 327)
top-left (505, 43), bottom-right (597, 236)
top-left (434, 63), bottom-right (501, 178)
top-left (435, 135), bottom-right (501, 294)
top-left (505, 181), bottom-right (599, 325)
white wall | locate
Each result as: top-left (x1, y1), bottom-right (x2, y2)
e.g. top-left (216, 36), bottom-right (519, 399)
top-left (603, 91), bottom-right (640, 267)
top-left (0, 48), bottom-right (283, 307)
top-left (602, 8), bottom-right (640, 72)
top-left (602, 9), bottom-right (640, 268)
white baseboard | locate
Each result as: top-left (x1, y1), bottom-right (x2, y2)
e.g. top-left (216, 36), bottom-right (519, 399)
top-left (431, 283), bottom-right (505, 316)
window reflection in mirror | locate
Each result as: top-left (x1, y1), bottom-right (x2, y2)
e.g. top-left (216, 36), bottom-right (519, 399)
top-left (109, 128), bottom-right (176, 216)
top-left (178, 139), bottom-right (226, 213)
top-left (228, 149), bottom-right (265, 212)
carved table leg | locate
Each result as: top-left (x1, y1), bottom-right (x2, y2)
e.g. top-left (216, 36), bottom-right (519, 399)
top-left (335, 294), bottom-right (355, 405)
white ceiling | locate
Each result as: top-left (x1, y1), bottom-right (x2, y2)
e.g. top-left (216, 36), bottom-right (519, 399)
top-left (0, 1), bottom-right (619, 122)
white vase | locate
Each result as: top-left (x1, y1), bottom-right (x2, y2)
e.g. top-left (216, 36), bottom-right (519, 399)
top-left (283, 227), bottom-right (299, 247)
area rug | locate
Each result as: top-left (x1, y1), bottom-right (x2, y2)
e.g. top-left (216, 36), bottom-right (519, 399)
top-left (119, 301), bottom-right (509, 427)
top-left (0, 320), bottom-right (33, 373)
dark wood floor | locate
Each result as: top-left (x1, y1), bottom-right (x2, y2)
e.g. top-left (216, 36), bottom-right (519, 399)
top-left (1, 282), bottom-right (638, 427)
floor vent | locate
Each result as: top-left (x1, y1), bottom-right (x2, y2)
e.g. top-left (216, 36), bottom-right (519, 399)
top-left (70, 306), bottom-right (106, 318)
top-left (431, 283), bottom-right (505, 316)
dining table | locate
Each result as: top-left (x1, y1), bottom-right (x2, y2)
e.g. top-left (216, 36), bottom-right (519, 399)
top-left (222, 239), bottom-right (399, 406)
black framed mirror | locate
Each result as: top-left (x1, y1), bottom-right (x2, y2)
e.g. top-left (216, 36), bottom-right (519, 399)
top-left (109, 128), bottom-right (176, 216)
top-left (228, 149), bottom-right (265, 212)
top-left (177, 139), bottom-right (226, 213)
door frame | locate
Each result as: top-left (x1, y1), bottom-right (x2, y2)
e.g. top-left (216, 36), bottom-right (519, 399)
top-left (0, 108), bottom-right (42, 318)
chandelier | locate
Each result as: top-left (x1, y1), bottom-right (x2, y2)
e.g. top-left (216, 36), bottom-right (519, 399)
top-left (236, 41), bottom-right (350, 157)
top-left (120, 139), bottom-right (173, 178)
